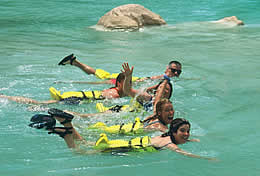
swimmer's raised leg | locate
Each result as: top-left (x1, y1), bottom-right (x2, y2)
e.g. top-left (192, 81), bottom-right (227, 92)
top-left (48, 108), bottom-right (84, 142)
top-left (58, 54), bottom-right (96, 75)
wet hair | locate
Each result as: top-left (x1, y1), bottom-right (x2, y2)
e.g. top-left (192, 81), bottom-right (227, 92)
top-left (155, 99), bottom-right (173, 125)
top-left (154, 80), bottom-right (173, 99)
top-left (115, 73), bottom-right (125, 87)
top-left (155, 98), bottom-right (172, 117)
top-left (143, 99), bottom-right (172, 125)
top-left (168, 61), bottom-right (182, 67)
top-left (161, 118), bottom-right (190, 144)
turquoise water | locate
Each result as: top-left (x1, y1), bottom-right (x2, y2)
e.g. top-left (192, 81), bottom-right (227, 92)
top-left (1, 0), bottom-right (260, 175)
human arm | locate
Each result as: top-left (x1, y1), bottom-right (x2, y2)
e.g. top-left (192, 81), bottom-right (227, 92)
top-left (121, 62), bottom-right (138, 97)
top-left (135, 75), bottom-right (164, 82)
top-left (54, 80), bottom-right (114, 85)
top-left (152, 78), bottom-right (169, 113)
top-left (188, 138), bottom-right (200, 142)
top-left (166, 144), bottom-right (217, 160)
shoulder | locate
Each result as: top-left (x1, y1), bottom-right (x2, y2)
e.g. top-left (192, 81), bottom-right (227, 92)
top-left (165, 143), bottom-right (179, 150)
top-left (109, 79), bottom-right (116, 85)
top-left (144, 120), bottom-right (160, 129)
top-left (102, 88), bottom-right (120, 98)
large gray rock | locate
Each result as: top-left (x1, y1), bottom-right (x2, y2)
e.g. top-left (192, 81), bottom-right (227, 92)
top-left (97, 4), bottom-right (166, 31)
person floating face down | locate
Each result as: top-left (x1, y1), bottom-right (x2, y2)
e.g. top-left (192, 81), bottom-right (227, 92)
top-left (30, 109), bottom-right (215, 160)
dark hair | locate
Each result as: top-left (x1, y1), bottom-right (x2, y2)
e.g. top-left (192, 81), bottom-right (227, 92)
top-left (161, 118), bottom-right (190, 144)
top-left (168, 61), bottom-right (182, 67)
top-left (154, 80), bottom-right (173, 99)
top-left (115, 73), bottom-right (125, 87)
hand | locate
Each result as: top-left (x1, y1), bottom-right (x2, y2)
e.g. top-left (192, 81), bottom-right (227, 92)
top-left (121, 62), bottom-right (134, 77)
top-left (165, 66), bottom-right (173, 77)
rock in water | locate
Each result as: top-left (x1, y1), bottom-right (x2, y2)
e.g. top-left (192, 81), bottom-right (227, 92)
top-left (97, 4), bottom-right (166, 31)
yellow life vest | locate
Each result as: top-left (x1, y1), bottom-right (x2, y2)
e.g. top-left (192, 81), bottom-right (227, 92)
top-left (96, 99), bottom-right (144, 113)
top-left (95, 69), bottom-right (141, 82)
top-left (89, 117), bottom-right (144, 134)
top-left (96, 103), bottom-right (131, 113)
top-left (94, 133), bottom-right (154, 152)
top-left (49, 87), bottom-right (104, 101)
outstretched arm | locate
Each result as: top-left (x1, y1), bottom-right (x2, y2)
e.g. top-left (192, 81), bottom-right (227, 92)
top-left (135, 75), bottom-right (164, 82)
top-left (0, 94), bottom-right (58, 105)
top-left (166, 144), bottom-right (217, 160)
top-left (121, 62), bottom-right (138, 97)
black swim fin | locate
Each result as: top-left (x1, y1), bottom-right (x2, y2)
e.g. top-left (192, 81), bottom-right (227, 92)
top-left (29, 114), bottom-right (56, 130)
top-left (58, 54), bottom-right (75, 65)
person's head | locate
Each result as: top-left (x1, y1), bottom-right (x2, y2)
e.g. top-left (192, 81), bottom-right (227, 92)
top-left (155, 99), bottom-right (175, 125)
top-left (169, 118), bottom-right (190, 144)
top-left (115, 73), bottom-right (125, 88)
top-left (162, 118), bottom-right (190, 144)
top-left (165, 61), bottom-right (182, 78)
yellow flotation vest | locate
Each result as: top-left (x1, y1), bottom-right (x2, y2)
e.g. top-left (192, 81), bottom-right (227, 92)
top-left (49, 87), bottom-right (104, 101)
top-left (96, 103), bottom-right (131, 113)
top-left (95, 69), bottom-right (141, 82)
top-left (96, 99), bottom-right (144, 113)
top-left (94, 133), bottom-right (156, 152)
top-left (89, 117), bottom-right (144, 134)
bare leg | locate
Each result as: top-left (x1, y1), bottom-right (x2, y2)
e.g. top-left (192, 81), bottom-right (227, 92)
top-left (0, 94), bottom-right (58, 105)
top-left (72, 58), bottom-right (96, 75)
top-left (52, 115), bottom-right (84, 148)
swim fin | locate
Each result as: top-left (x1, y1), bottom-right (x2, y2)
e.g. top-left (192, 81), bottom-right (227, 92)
top-left (28, 114), bottom-right (56, 130)
top-left (58, 53), bottom-right (75, 65)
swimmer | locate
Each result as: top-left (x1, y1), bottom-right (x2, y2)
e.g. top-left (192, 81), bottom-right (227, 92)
top-left (121, 62), bottom-right (175, 112)
top-left (54, 99), bottom-right (174, 134)
top-left (58, 54), bottom-right (182, 84)
top-left (30, 109), bottom-right (214, 160)
top-left (74, 99), bottom-right (175, 133)
top-left (0, 70), bottom-right (127, 105)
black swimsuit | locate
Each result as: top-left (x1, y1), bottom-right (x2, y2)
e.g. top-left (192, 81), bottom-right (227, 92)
top-left (153, 142), bottom-right (173, 151)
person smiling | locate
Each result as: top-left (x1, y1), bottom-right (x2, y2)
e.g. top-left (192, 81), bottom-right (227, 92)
top-left (30, 109), bottom-right (214, 159)
top-left (87, 98), bottom-right (175, 134)
top-left (142, 98), bottom-right (174, 132)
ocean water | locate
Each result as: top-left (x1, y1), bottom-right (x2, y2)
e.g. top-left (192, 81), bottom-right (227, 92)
top-left (1, 0), bottom-right (260, 175)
